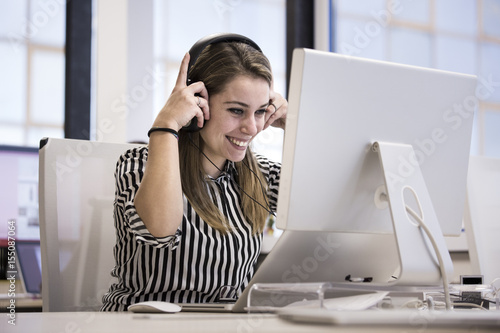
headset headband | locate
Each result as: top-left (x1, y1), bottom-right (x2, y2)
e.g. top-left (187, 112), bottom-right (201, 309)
top-left (187, 33), bottom-right (262, 85)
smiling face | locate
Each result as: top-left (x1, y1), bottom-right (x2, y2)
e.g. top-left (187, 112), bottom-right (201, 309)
top-left (199, 75), bottom-right (270, 177)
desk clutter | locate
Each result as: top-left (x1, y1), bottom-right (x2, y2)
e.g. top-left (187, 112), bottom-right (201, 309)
top-left (246, 281), bottom-right (499, 313)
top-left (247, 282), bottom-right (500, 329)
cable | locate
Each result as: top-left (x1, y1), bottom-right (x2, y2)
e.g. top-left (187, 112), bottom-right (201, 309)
top-left (405, 193), bottom-right (499, 311)
top-left (400, 299), bottom-right (426, 310)
top-left (452, 302), bottom-right (489, 311)
top-left (489, 277), bottom-right (500, 299)
top-left (186, 134), bottom-right (275, 216)
top-left (405, 204), bottom-right (452, 310)
top-left (447, 293), bottom-right (491, 310)
top-left (241, 159), bottom-right (276, 217)
top-left (425, 295), bottom-right (435, 310)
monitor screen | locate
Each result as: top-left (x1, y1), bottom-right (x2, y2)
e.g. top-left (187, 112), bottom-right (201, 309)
top-left (0, 145), bottom-right (40, 242)
top-left (277, 49), bottom-right (477, 238)
top-left (15, 240), bottom-right (42, 294)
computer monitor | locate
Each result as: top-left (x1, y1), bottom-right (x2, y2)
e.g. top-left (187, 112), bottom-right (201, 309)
top-left (276, 48), bottom-right (477, 286)
top-left (464, 156), bottom-right (500, 285)
top-left (0, 145), bottom-right (39, 242)
top-left (15, 240), bottom-right (42, 296)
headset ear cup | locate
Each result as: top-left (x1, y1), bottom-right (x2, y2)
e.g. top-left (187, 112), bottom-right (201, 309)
top-left (183, 118), bottom-right (202, 132)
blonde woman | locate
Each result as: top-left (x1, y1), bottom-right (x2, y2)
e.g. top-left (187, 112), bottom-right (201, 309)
top-left (101, 34), bottom-right (287, 311)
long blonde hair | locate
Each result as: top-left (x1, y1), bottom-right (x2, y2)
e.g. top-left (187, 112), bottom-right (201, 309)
top-left (178, 41), bottom-right (272, 234)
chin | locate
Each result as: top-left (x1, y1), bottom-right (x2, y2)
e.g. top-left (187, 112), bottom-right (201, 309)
top-left (228, 151), bottom-right (247, 163)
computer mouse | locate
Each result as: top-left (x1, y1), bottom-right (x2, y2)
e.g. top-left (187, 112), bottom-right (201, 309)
top-left (128, 301), bottom-right (182, 313)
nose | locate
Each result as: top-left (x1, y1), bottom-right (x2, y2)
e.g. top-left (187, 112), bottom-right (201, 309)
top-left (240, 114), bottom-right (259, 136)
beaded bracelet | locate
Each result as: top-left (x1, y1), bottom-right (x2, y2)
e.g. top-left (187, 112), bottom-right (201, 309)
top-left (147, 127), bottom-right (179, 140)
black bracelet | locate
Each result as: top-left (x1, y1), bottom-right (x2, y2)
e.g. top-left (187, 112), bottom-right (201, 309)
top-left (147, 127), bottom-right (179, 140)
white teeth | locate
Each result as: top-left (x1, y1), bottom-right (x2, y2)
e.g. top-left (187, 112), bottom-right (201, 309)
top-left (229, 137), bottom-right (248, 147)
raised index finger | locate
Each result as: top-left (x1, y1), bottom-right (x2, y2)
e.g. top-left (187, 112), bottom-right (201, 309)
top-left (174, 52), bottom-right (190, 88)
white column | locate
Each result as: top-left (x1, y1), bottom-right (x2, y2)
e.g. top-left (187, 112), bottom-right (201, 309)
top-left (95, 0), bottom-right (128, 143)
top-left (314, 0), bottom-right (331, 52)
top-left (125, 0), bottom-right (156, 144)
top-left (94, 0), bottom-right (156, 143)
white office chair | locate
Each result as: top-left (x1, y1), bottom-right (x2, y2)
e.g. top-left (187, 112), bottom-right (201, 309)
top-left (38, 137), bottom-right (142, 311)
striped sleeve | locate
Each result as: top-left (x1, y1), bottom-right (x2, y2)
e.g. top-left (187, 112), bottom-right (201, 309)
top-left (115, 147), bottom-right (181, 249)
top-left (255, 154), bottom-right (281, 211)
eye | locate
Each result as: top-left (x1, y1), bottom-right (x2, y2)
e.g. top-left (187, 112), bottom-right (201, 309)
top-left (255, 109), bottom-right (268, 116)
top-left (228, 108), bottom-right (244, 115)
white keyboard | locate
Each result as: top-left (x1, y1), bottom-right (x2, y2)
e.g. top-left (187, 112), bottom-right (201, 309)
top-left (278, 308), bottom-right (500, 329)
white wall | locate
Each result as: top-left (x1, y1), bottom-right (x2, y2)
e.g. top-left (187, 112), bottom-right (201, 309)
top-left (95, 0), bottom-right (155, 143)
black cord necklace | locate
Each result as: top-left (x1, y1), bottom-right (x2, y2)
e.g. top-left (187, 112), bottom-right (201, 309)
top-left (187, 134), bottom-right (276, 217)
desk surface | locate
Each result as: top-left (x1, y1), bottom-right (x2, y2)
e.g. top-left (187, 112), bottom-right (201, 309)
top-left (2, 311), bottom-right (499, 333)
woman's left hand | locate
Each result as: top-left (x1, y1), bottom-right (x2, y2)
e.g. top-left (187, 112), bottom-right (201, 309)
top-left (264, 91), bottom-right (287, 130)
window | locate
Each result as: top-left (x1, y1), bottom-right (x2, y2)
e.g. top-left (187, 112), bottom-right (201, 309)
top-left (0, 0), bottom-right (66, 147)
top-left (334, 0), bottom-right (500, 158)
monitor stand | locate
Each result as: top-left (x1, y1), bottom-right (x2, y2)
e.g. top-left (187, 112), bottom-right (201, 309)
top-left (372, 141), bottom-right (453, 286)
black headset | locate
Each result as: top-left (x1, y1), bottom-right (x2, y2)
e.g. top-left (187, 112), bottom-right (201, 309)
top-left (183, 33), bottom-right (263, 132)
top-left (184, 34), bottom-right (275, 217)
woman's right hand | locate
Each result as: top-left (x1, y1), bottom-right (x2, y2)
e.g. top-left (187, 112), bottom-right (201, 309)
top-left (135, 53), bottom-right (209, 238)
top-left (152, 52), bottom-right (210, 131)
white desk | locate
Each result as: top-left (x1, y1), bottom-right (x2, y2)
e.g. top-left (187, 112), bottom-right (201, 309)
top-left (2, 311), bottom-right (498, 333)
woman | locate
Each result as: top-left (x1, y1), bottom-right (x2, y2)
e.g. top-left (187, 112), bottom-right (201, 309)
top-left (101, 34), bottom-right (287, 311)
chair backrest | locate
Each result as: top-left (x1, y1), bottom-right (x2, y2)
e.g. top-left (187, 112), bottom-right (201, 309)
top-left (464, 155), bottom-right (500, 285)
top-left (38, 137), bottom-right (141, 311)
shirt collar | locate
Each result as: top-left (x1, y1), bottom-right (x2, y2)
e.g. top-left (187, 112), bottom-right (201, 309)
top-left (206, 160), bottom-right (238, 182)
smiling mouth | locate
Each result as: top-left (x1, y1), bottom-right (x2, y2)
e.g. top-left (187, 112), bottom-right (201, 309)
top-left (227, 136), bottom-right (249, 147)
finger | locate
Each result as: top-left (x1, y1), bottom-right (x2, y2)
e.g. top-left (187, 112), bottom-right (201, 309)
top-left (194, 95), bottom-right (210, 128)
top-left (174, 52), bottom-right (190, 89)
top-left (191, 82), bottom-right (209, 102)
top-left (264, 109), bottom-right (277, 130)
top-left (188, 82), bottom-right (210, 118)
top-left (269, 89), bottom-right (276, 104)
top-left (264, 102), bottom-right (276, 124)
top-left (265, 94), bottom-right (287, 130)
top-left (265, 112), bottom-right (285, 130)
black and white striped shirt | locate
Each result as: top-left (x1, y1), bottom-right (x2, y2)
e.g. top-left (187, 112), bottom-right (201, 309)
top-left (101, 146), bottom-right (280, 311)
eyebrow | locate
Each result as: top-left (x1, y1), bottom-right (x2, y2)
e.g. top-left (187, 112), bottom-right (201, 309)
top-left (224, 101), bottom-right (269, 109)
